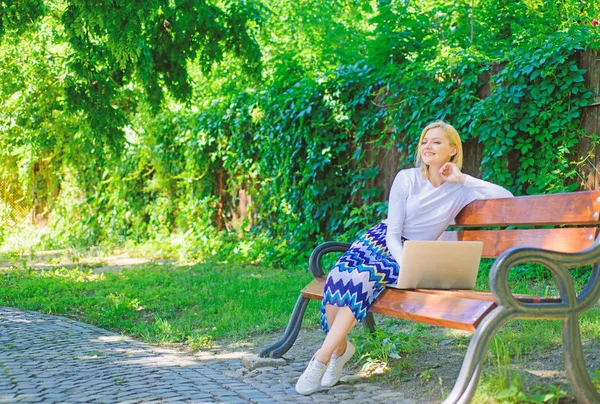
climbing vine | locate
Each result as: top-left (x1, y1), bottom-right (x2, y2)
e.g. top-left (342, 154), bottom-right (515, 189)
top-left (2, 1), bottom-right (600, 266)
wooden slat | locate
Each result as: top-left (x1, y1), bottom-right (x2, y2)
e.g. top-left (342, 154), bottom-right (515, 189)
top-left (413, 289), bottom-right (561, 304)
top-left (453, 191), bottom-right (600, 227)
top-left (439, 227), bottom-right (598, 258)
top-left (302, 277), bottom-right (329, 300)
top-left (370, 290), bottom-right (495, 331)
top-left (301, 278), bottom-right (495, 331)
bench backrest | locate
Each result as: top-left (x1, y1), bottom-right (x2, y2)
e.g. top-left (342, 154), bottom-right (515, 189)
top-left (439, 191), bottom-right (600, 258)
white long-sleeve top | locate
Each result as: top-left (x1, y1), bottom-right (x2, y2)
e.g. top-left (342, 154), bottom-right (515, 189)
top-left (384, 167), bottom-right (513, 263)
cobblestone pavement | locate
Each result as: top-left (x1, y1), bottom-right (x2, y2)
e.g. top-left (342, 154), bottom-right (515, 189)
top-left (0, 307), bottom-right (418, 403)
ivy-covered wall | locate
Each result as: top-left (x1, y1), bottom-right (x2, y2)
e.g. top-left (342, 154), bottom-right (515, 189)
top-left (2, 1), bottom-right (600, 265)
top-left (578, 49), bottom-right (600, 189)
top-left (22, 31), bottom-right (600, 264)
top-left (211, 31), bottom-right (600, 243)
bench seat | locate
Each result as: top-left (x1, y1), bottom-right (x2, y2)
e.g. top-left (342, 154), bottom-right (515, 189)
top-left (302, 277), bottom-right (559, 331)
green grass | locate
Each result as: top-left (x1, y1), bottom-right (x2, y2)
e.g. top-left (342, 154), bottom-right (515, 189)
top-left (0, 262), bottom-right (321, 347)
top-left (1, 252), bottom-right (599, 403)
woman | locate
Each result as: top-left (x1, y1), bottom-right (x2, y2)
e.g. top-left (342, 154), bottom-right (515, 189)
top-left (295, 120), bottom-right (513, 395)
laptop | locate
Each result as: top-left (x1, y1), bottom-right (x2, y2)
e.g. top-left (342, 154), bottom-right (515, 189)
top-left (387, 240), bottom-right (484, 289)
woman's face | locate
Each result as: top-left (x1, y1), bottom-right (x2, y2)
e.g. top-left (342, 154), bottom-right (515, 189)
top-left (419, 127), bottom-right (457, 167)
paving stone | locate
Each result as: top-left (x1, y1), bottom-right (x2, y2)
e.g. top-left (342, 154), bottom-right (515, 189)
top-left (0, 395), bottom-right (17, 403)
top-left (0, 306), bottom-right (429, 404)
top-left (14, 386), bottom-right (41, 393)
top-left (186, 393), bottom-right (215, 399)
top-left (14, 394), bottom-right (38, 401)
top-left (212, 397), bottom-right (244, 403)
top-left (374, 391), bottom-right (409, 400)
top-left (291, 396), bottom-right (315, 402)
top-left (93, 396), bottom-right (120, 404)
top-left (329, 384), bottom-right (355, 393)
top-left (241, 354), bottom-right (288, 371)
top-left (241, 392), bottom-right (273, 400)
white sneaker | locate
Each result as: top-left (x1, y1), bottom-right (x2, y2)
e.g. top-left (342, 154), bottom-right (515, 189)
top-left (320, 341), bottom-right (355, 388)
top-left (295, 353), bottom-right (327, 395)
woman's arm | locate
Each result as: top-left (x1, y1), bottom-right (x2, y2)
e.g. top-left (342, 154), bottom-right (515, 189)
top-left (385, 171), bottom-right (410, 263)
top-left (440, 162), bottom-right (513, 199)
top-left (462, 175), bottom-right (514, 199)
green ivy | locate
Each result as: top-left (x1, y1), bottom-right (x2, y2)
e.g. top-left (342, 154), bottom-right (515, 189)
top-left (474, 29), bottom-right (595, 194)
top-left (3, 1), bottom-right (600, 267)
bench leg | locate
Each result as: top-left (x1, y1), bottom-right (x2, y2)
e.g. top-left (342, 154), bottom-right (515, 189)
top-left (444, 309), bottom-right (600, 404)
top-left (363, 312), bottom-right (376, 333)
top-left (442, 307), bottom-right (513, 404)
top-left (563, 315), bottom-right (600, 403)
top-left (259, 294), bottom-right (310, 358)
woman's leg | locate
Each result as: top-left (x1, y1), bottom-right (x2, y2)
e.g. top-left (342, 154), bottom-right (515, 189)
top-left (297, 223), bottom-right (398, 394)
top-left (324, 305), bottom-right (347, 357)
top-left (325, 304), bottom-right (340, 329)
top-left (315, 306), bottom-right (357, 363)
top-left (295, 306), bottom-right (357, 395)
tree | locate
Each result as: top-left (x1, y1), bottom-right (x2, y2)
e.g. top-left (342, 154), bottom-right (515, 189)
top-left (1, 0), bottom-right (262, 143)
top-left (0, 0), bottom-right (263, 227)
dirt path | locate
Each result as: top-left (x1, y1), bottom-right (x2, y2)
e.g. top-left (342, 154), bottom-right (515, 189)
top-left (200, 320), bottom-right (599, 403)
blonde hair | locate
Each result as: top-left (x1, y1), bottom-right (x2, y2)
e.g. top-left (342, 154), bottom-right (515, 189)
top-left (415, 120), bottom-right (463, 178)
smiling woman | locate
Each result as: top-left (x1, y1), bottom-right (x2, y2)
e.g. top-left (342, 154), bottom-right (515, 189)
top-left (294, 120), bottom-right (514, 395)
top-left (417, 121), bottom-right (464, 185)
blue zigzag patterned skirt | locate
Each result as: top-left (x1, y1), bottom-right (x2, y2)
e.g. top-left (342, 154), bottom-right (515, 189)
top-left (320, 222), bottom-right (400, 334)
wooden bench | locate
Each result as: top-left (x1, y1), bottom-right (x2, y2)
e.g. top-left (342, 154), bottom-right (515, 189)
top-left (259, 191), bottom-right (600, 403)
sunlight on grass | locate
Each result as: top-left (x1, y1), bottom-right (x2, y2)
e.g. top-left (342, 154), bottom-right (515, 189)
top-left (0, 262), bottom-right (320, 345)
top-left (581, 308), bottom-right (600, 344)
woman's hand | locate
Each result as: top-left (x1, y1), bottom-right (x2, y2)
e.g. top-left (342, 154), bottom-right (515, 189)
top-left (439, 162), bottom-right (467, 184)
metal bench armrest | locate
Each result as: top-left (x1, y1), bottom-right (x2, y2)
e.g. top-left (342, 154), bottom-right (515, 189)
top-left (490, 243), bottom-right (600, 313)
top-left (308, 241), bottom-right (351, 278)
